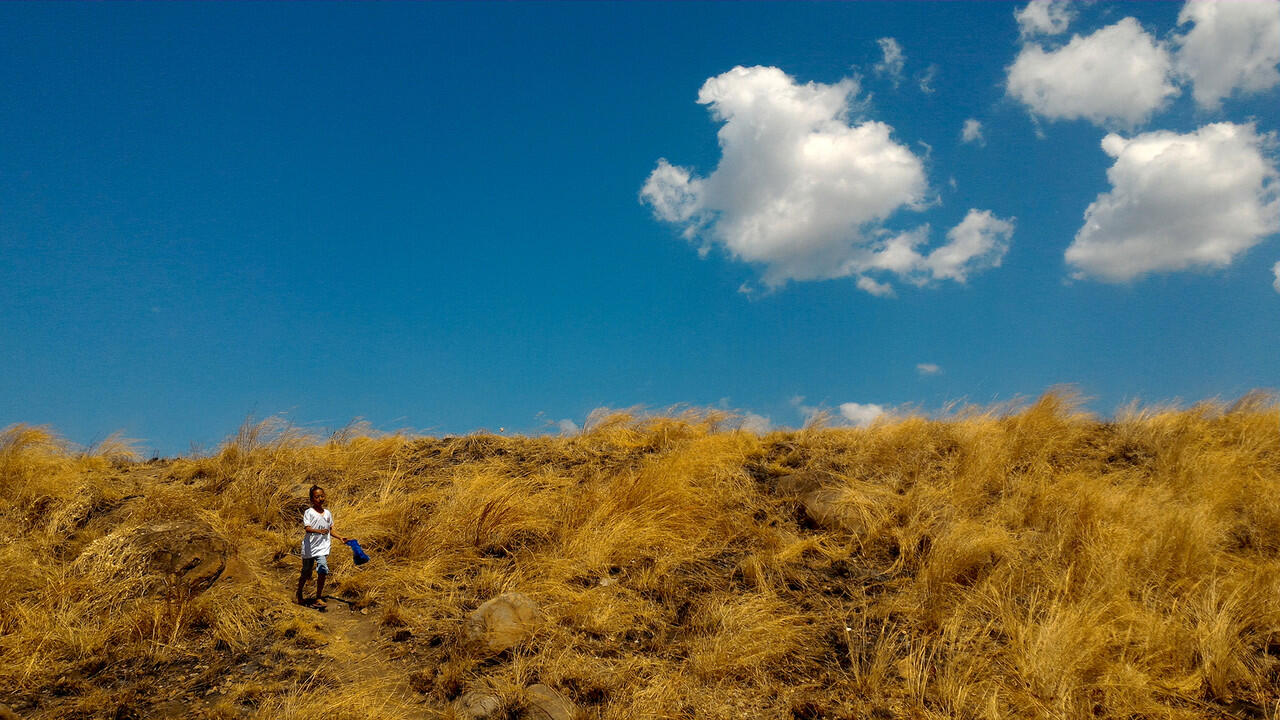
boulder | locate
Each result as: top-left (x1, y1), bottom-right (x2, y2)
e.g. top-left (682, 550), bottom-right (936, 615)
top-left (778, 473), bottom-right (866, 533)
top-left (799, 487), bottom-right (847, 531)
top-left (454, 689), bottom-right (503, 720)
top-left (142, 525), bottom-right (230, 594)
top-left (464, 592), bottom-right (544, 654)
top-left (74, 521), bottom-right (230, 596)
top-left (520, 684), bottom-right (576, 720)
top-left (775, 471), bottom-right (826, 497)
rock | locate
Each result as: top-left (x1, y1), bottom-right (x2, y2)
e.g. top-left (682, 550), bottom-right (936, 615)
top-left (465, 592), bottom-right (544, 654)
top-left (521, 684), bottom-right (576, 720)
top-left (778, 473), bottom-right (865, 533)
top-left (454, 690), bottom-right (503, 720)
top-left (139, 524), bottom-right (230, 594)
top-left (775, 471), bottom-right (826, 497)
top-left (73, 521), bottom-right (230, 596)
top-left (800, 487), bottom-right (849, 531)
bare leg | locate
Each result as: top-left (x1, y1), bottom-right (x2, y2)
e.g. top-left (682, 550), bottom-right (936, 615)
top-left (297, 564), bottom-right (312, 604)
top-left (314, 571), bottom-right (327, 607)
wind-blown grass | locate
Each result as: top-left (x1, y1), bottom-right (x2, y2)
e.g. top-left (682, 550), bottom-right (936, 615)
top-left (0, 393), bottom-right (1277, 719)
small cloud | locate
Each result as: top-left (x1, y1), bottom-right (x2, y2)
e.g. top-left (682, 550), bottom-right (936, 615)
top-left (961, 118), bottom-right (985, 145)
top-left (557, 419), bottom-right (580, 436)
top-left (1015, 0), bottom-right (1074, 38)
top-left (838, 402), bottom-right (886, 428)
top-left (917, 64), bottom-right (938, 94)
top-left (925, 209), bottom-right (1015, 282)
top-left (875, 37), bottom-right (906, 87)
top-left (640, 158), bottom-right (705, 225)
top-left (1273, 261), bottom-right (1280, 293)
top-left (856, 276), bottom-right (896, 297)
top-left (916, 363), bottom-right (942, 375)
top-left (739, 413), bottom-right (772, 434)
top-left (790, 395), bottom-right (824, 425)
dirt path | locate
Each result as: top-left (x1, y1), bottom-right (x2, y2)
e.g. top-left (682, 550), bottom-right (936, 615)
top-left (286, 573), bottom-right (437, 719)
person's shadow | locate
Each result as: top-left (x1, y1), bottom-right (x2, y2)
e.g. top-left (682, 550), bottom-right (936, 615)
top-left (318, 595), bottom-right (358, 612)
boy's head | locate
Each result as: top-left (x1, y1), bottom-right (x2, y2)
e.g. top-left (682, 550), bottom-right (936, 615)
top-left (309, 485), bottom-right (326, 508)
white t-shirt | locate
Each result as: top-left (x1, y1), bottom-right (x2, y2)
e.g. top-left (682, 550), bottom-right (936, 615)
top-left (302, 507), bottom-right (333, 559)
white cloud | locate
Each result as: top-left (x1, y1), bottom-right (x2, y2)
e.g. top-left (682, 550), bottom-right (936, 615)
top-left (792, 396), bottom-right (890, 428)
top-left (1015, 0), bottom-right (1074, 38)
top-left (1273, 261), bottom-right (1280, 293)
top-left (557, 419), bottom-right (580, 436)
top-left (961, 118), bottom-right (985, 145)
top-left (1066, 123), bottom-right (1280, 282)
top-left (739, 413), bottom-right (772, 434)
top-left (790, 395), bottom-right (822, 425)
top-left (918, 64), bottom-right (938, 94)
top-left (639, 159), bottom-right (705, 227)
top-left (856, 276), bottom-right (895, 297)
top-left (1174, 0), bottom-right (1280, 110)
top-left (642, 66), bottom-right (1014, 294)
top-left (916, 363), bottom-right (942, 375)
top-left (875, 37), bottom-right (905, 87)
top-left (838, 402), bottom-right (885, 428)
top-left (925, 210), bottom-right (1016, 282)
top-left (1006, 18), bottom-right (1178, 127)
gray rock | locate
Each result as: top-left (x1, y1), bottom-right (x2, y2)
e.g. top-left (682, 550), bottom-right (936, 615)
top-left (775, 471), bottom-right (826, 497)
top-left (521, 684), bottom-right (576, 720)
top-left (455, 690), bottom-right (503, 720)
top-left (464, 592), bottom-right (544, 654)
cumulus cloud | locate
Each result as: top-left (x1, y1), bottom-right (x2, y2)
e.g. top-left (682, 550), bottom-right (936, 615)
top-left (839, 402), bottom-right (885, 428)
top-left (792, 395), bottom-right (889, 428)
top-left (1174, 0), bottom-right (1280, 110)
top-left (851, 210), bottom-right (1014, 286)
top-left (1274, 261), bottom-right (1280, 293)
top-left (875, 37), bottom-right (905, 87)
top-left (1015, 0), bottom-right (1074, 37)
top-left (639, 159), bottom-right (705, 228)
top-left (739, 413), bottom-right (772, 434)
top-left (557, 419), bottom-right (580, 436)
top-left (961, 118), bottom-right (985, 145)
top-left (916, 363), bottom-right (942, 375)
top-left (642, 66), bottom-right (1014, 294)
top-left (926, 210), bottom-right (1016, 281)
top-left (1066, 123), bottom-right (1280, 282)
top-left (1007, 17), bottom-right (1178, 127)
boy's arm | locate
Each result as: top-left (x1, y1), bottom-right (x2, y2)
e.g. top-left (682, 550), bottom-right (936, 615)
top-left (329, 526), bottom-right (347, 543)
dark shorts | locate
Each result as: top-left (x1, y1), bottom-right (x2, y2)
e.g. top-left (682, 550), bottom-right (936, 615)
top-left (301, 554), bottom-right (329, 575)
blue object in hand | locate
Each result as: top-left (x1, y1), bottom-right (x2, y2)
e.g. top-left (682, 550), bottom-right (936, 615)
top-left (346, 539), bottom-right (370, 565)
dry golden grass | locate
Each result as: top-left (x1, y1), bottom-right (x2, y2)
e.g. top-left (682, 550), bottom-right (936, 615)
top-left (0, 392), bottom-right (1277, 719)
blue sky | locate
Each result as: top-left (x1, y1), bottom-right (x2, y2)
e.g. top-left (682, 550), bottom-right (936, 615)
top-left (2, 1), bottom-right (1278, 454)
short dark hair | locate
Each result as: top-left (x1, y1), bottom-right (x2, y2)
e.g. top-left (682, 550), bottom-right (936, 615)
top-left (309, 484), bottom-right (324, 500)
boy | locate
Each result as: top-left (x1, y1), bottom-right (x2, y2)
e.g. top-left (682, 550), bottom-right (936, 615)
top-left (297, 484), bottom-right (347, 608)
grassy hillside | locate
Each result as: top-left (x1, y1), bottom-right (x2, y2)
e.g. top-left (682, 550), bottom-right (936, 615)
top-left (1, 393), bottom-right (1278, 719)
